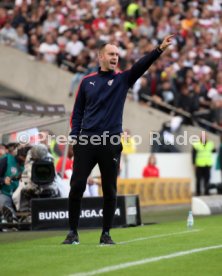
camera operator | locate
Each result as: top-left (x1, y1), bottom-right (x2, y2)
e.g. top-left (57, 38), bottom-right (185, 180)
top-left (0, 145), bottom-right (30, 223)
top-left (13, 143), bottom-right (60, 212)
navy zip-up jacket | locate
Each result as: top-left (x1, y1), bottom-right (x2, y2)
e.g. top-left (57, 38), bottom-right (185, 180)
top-left (70, 48), bottom-right (163, 137)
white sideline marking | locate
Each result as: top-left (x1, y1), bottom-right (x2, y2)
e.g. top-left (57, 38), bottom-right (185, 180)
top-left (70, 244), bottom-right (222, 276)
top-left (118, 229), bottom-right (201, 245)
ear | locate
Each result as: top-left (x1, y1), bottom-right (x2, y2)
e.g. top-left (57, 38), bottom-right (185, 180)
top-left (98, 51), bottom-right (103, 60)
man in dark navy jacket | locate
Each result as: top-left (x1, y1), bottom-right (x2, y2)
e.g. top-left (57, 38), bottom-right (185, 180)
top-left (62, 34), bottom-right (174, 245)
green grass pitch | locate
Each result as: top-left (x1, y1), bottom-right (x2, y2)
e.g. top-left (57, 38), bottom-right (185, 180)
top-left (1, 213), bottom-right (222, 276)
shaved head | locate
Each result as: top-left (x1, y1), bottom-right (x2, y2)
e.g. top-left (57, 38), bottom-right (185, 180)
top-left (98, 43), bottom-right (109, 54)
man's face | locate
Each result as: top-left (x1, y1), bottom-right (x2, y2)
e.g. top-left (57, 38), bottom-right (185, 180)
top-left (99, 44), bottom-right (119, 71)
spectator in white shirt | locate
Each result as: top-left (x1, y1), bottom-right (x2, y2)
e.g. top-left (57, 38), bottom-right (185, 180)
top-left (0, 20), bottom-right (17, 46)
top-left (65, 33), bottom-right (84, 57)
top-left (39, 33), bottom-right (59, 64)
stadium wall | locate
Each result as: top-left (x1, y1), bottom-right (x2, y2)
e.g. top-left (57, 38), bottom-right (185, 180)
top-left (0, 45), bottom-right (74, 110)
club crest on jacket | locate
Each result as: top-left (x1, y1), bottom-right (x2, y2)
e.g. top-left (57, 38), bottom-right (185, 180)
top-left (108, 79), bottom-right (114, 86)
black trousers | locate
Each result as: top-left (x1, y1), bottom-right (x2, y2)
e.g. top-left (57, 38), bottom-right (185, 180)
top-left (68, 136), bottom-right (122, 232)
top-left (195, 166), bottom-right (211, 196)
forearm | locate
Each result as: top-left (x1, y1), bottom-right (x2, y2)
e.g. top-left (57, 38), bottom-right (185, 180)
top-left (126, 34), bottom-right (174, 87)
top-left (127, 48), bottom-right (163, 87)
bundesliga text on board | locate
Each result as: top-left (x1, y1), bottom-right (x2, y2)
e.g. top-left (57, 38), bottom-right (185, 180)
top-left (38, 208), bottom-right (121, 221)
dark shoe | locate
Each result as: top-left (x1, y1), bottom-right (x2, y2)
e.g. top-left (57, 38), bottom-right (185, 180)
top-left (62, 232), bottom-right (79, 245)
top-left (100, 233), bottom-right (115, 245)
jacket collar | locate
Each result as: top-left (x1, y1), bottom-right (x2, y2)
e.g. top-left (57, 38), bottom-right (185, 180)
top-left (98, 67), bottom-right (115, 76)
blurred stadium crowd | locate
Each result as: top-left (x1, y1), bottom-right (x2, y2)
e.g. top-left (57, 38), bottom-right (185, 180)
top-left (0, 0), bottom-right (222, 126)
